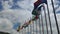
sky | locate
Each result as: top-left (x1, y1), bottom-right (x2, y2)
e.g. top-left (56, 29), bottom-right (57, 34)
top-left (0, 0), bottom-right (60, 34)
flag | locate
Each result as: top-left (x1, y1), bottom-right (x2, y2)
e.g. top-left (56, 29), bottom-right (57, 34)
top-left (34, 0), bottom-right (47, 9)
top-left (32, 0), bottom-right (47, 15)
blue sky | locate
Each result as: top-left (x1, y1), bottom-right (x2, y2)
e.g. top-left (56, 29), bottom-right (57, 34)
top-left (0, 0), bottom-right (34, 34)
top-left (0, 0), bottom-right (21, 29)
top-left (0, 1), bottom-right (3, 11)
top-left (0, 0), bottom-right (21, 10)
top-left (0, 0), bottom-right (60, 34)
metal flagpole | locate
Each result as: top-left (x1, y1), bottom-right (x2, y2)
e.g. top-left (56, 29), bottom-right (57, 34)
top-left (30, 20), bottom-right (32, 33)
top-left (24, 21), bottom-right (27, 34)
top-left (43, 4), bottom-right (48, 34)
top-left (33, 20), bottom-right (34, 34)
top-left (51, 0), bottom-right (59, 34)
top-left (39, 15), bottom-right (41, 34)
top-left (35, 19), bottom-right (37, 34)
top-left (28, 18), bottom-right (31, 34)
top-left (29, 17), bottom-right (32, 34)
top-left (25, 28), bottom-right (26, 34)
top-left (46, 0), bottom-right (53, 34)
top-left (27, 18), bottom-right (30, 34)
top-left (41, 9), bottom-right (44, 34)
top-left (28, 23), bottom-right (29, 34)
top-left (22, 28), bottom-right (23, 34)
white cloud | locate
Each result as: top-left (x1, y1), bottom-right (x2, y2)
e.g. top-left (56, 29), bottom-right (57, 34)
top-left (0, 0), bottom-right (34, 34)
top-left (0, 18), bottom-right (13, 33)
top-left (0, 0), bottom-right (60, 34)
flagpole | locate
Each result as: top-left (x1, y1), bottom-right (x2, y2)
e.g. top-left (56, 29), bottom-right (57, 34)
top-left (51, 0), bottom-right (59, 34)
top-left (28, 22), bottom-right (29, 32)
top-left (43, 4), bottom-right (48, 34)
top-left (28, 18), bottom-right (30, 34)
top-left (46, 0), bottom-right (53, 34)
top-left (35, 19), bottom-right (37, 34)
top-left (39, 15), bottom-right (41, 34)
top-left (24, 20), bottom-right (26, 34)
top-left (33, 20), bottom-right (34, 34)
top-left (41, 9), bottom-right (44, 34)
top-left (30, 21), bottom-right (32, 32)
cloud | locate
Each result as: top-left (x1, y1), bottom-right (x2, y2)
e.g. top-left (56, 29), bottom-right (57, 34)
top-left (0, 18), bottom-right (13, 33)
top-left (0, 0), bottom-right (60, 34)
top-left (0, 0), bottom-right (34, 34)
